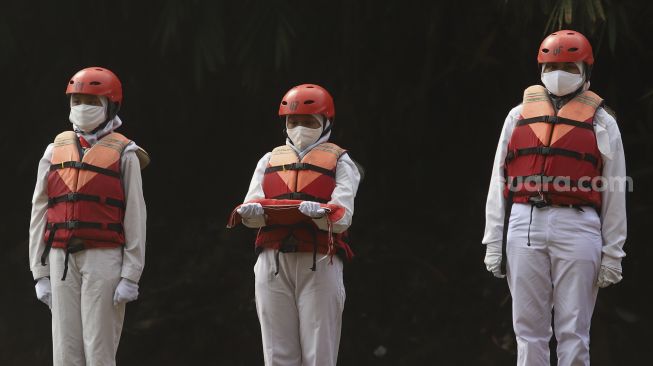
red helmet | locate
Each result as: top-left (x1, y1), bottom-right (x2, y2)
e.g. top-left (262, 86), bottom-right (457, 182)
top-left (65, 67), bottom-right (123, 105)
top-left (537, 30), bottom-right (594, 65)
top-left (278, 84), bottom-right (335, 119)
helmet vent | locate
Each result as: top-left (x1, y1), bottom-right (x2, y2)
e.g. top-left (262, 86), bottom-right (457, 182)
top-left (568, 47), bottom-right (578, 52)
top-left (306, 86), bottom-right (314, 88)
top-left (542, 48), bottom-right (550, 53)
top-left (69, 80), bottom-right (74, 84)
top-left (567, 32), bottom-right (575, 35)
top-left (90, 81), bottom-right (102, 85)
top-left (552, 33), bottom-right (558, 36)
top-left (304, 100), bottom-right (315, 104)
top-left (95, 68), bottom-right (104, 71)
top-left (281, 101), bottom-right (288, 105)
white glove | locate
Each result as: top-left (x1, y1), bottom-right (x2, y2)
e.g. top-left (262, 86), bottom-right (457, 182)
top-left (237, 202), bottom-right (264, 219)
top-left (35, 277), bottom-right (52, 309)
top-left (484, 241), bottom-right (505, 279)
top-left (113, 278), bottom-right (139, 306)
top-left (597, 260), bottom-right (623, 288)
top-left (298, 201), bottom-right (326, 218)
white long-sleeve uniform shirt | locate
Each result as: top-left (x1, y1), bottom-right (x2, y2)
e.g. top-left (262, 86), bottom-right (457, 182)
top-left (482, 104), bottom-right (627, 268)
top-left (29, 141), bottom-right (147, 282)
top-left (242, 142), bottom-right (361, 234)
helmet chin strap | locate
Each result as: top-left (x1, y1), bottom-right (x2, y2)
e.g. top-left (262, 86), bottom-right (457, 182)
top-left (320, 119), bottom-right (332, 138)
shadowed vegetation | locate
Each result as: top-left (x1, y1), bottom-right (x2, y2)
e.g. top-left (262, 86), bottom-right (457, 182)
top-left (1, 1), bottom-right (651, 364)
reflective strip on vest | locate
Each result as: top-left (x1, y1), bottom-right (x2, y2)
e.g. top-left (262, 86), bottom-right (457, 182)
top-left (505, 85), bottom-right (603, 208)
top-left (45, 131), bottom-right (130, 249)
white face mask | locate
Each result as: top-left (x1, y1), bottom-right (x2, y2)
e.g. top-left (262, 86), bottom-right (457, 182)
top-left (541, 70), bottom-right (584, 97)
top-left (287, 126), bottom-right (322, 151)
top-left (69, 104), bottom-right (106, 133)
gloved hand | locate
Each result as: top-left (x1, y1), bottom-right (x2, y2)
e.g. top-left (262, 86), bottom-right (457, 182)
top-left (299, 201), bottom-right (326, 218)
top-left (113, 278), bottom-right (139, 306)
top-left (237, 202), bottom-right (264, 219)
top-left (597, 255), bottom-right (623, 288)
top-left (35, 277), bottom-right (52, 309)
top-left (484, 241), bottom-right (505, 279)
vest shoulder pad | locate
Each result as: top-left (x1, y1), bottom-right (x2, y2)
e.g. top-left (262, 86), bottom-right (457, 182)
top-left (576, 90), bottom-right (604, 109)
top-left (523, 85), bottom-right (549, 104)
top-left (313, 142), bottom-right (347, 159)
top-left (53, 131), bottom-right (78, 145)
top-left (271, 145), bottom-right (295, 155)
top-left (96, 132), bottom-right (132, 154)
top-left (135, 147), bottom-right (151, 170)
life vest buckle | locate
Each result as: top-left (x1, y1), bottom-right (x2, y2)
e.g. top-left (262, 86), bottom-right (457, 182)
top-left (65, 220), bottom-right (81, 229)
top-left (66, 237), bottom-right (86, 254)
top-left (280, 236), bottom-right (299, 253)
top-left (528, 192), bottom-right (548, 208)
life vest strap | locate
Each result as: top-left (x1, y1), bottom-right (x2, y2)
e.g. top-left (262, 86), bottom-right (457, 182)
top-left (265, 162), bottom-right (336, 178)
top-left (50, 161), bottom-right (120, 178)
top-left (517, 115), bottom-right (594, 130)
top-left (47, 193), bottom-right (125, 209)
top-left (272, 192), bottom-right (329, 203)
top-left (46, 221), bottom-right (124, 232)
top-left (506, 147), bottom-right (599, 167)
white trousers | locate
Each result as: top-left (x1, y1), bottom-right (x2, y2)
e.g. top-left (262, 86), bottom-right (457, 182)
top-left (507, 203), bottom-right (602, 366)
top-left (49, 247), bottom-right (125, 366)
top-left (254, 250), bottom-right (346, 366)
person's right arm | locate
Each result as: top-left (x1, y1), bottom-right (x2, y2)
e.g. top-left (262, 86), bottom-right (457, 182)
top-left (241, 152), bottom-right (271, 228)
top-left (29, 144), bottom-right (54, 280)
top-left (482, 106), bottom-right (521, 277)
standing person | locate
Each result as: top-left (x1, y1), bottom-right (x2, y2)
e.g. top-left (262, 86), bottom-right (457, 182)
top-left (29, 67), bottom-right (149, 366)
top-left (233, 84), bottom-right (361, 366)
top-left (482, 30), bottom-right (627, 365)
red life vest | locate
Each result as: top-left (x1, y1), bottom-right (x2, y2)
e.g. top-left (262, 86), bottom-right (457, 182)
top-left (256, 143), bottom-right (354, 260)
top-left (43, 131), bottom-right (130, 270)
top-left (504, 85), bottom-right (603, 208)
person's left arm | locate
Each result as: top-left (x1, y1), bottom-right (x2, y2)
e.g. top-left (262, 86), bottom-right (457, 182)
top-left (595, 108), bottom-right (627, 275)
top-left (120, 149), bottom-right (147, 283)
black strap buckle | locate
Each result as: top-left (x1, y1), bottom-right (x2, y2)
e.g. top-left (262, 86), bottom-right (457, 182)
top-left (66, 237), bottom-right (86, 254)
top-left (65, 220), bottom-right (81, 229)
top-left (280, 236), bottom-right (299, 253)
top-left (539, 147), bottom-right (551, 155)
top-left (528, 192), bottom-right (549, 208)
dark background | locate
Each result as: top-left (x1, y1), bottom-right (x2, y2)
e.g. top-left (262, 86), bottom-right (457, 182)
top-left (1, 0), bottom-right (651, 365)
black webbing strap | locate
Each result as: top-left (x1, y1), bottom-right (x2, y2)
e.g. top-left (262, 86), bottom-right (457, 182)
top-left (274, 249), bottom-right (280, 276)
top-left (265, 163), bottom-right (336, 178)
top-left (40, 228), bottom-right (57, 266)
top-left (41, 221), bottom-right (123, 280)
top-left (310, 227), bottom-right (318, 272)
top-left (62, 239), bottom-right (85, 281)
top-left (517, 115), bottom-right (594, 130)
top-left (47, 193), bottom-right (126, 209)
top-left (272, 192), bottom-right (329, 204)
top-left (264, 222), bottom-right (321, 274)
top-left (41, 221), bottom-right (100, 266)
top-left (50, 161), bottom-right (120, 178)
top-left (506, 147), bottom-right (599, 167)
